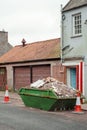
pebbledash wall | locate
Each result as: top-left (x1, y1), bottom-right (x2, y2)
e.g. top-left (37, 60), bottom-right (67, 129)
top-left (62, 1), bottom-right (87, 99)
top-left (0, 60), bottom-right (65, 90)
top-left (84, 58), bottom-right (87, 99)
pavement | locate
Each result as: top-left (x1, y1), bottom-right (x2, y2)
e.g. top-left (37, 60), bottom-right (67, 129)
top-left (0, 91), bottom-right (87, 111)
top-left (81, 103), bottom-right (87, 111)
top-left (0, 91), bottom-right (24, 106)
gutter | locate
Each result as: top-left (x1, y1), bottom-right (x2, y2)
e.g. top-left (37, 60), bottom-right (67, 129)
top-left (0, 58), bottom-right (61, 65)
top-left (63, 56), bottom-right (84, 61)
top-left (62, 4), bottom-right (87, 12)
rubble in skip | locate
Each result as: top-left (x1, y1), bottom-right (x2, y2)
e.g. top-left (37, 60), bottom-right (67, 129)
top-left (20, 77), bottom-right (85, 111)
top-left (30, 77), bottom-right (78, 98)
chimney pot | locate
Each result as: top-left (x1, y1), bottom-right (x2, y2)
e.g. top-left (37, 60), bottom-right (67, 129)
top-left (21, 38), bottom-right (26, 47)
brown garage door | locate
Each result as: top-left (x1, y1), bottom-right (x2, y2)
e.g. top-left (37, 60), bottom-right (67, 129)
top-left (14, 65), bottom-right (51, 90)
top-left (0, 67), bottom-right (7, 90)
top-left (32, 65), bottom-right (51, 82)
top-left (14, 67), bottom-right (30, 90)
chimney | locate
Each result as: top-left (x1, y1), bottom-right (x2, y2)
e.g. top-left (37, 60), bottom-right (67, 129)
top-left (0, 30), bottom-right (8, 45)
top-left (21, 38), bottom-right (26, 47)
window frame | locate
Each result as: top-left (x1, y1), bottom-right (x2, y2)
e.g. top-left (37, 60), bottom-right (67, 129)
top-left (72, 13), bottom-right (82, 36)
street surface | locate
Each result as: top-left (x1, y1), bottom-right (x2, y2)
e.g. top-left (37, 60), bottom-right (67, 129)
top-left (0, 101), bottom-right (87, 130)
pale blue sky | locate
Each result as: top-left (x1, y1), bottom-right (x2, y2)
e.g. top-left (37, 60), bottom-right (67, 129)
top-left (0, 0), bottom-right (69, 46)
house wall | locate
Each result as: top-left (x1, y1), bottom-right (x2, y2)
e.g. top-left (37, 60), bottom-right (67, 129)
top-left (83, 62), bottom-right (87, 99)
top-left (6, 65), bottom-right (13, 89)
top-left (0, 31), bottom-right (12, 56)
top-left (52, 62), bottom-right (66, 83)
top-left (62, 6), bottom-right (87, 59)
top-left (62, 5), bottom-right (87, 99)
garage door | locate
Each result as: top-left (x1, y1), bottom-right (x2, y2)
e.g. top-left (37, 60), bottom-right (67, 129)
top-left (14, 67), bottom-right (30, 89)
top-left (14, 65), bottom-right (51, 90)
top-left (32, 65), bottom-right (51, 82)
top-left (0, 67), bottom-right (7, 90)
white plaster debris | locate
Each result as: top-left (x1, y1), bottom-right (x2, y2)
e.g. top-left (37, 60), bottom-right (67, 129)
top-left (30, 77), bottom-right (78, 98)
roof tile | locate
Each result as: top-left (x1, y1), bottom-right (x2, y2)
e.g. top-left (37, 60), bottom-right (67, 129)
top-left (0, 38), bottom-right (60, 64)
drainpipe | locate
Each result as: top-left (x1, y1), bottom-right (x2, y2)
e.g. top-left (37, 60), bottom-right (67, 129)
top-left (60, 4), bottom-right (63, 63)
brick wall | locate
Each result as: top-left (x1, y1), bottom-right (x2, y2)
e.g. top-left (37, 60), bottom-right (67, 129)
top-left (52, 63), bottom-right (66, 83)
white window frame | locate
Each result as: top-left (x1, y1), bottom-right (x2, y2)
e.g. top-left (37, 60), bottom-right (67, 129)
top-left (72, 13), bottom-right (82, 36)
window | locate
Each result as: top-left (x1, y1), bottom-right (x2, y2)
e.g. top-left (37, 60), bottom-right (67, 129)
top-left (73, 13), bottom-right (82, 36)
top-left (0, 68), bottom-right (5, 75)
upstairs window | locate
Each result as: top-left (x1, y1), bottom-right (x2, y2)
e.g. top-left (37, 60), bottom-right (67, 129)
top-left (73, 13), bottom-right (82, 36)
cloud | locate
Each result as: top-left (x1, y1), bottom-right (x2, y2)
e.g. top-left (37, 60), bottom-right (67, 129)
top-left (0, 0), bottom-right (69, 45)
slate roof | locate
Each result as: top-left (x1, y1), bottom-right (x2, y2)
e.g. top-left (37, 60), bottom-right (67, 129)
top-left (0, 38), bottom-right (60, 64)
top-left (0, 42), bottom-right (13, 57)
top-left (63, 0), bottom-right (87, 12)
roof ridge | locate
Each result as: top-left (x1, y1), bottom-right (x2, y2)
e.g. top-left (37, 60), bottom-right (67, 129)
top-left (28, 38), bottom-right (59, 44)
top-left (15, 38), bottom-right (60, 47)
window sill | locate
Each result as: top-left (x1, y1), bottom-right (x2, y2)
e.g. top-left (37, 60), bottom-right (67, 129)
top-left (71, 34), bottom-right (82, 38)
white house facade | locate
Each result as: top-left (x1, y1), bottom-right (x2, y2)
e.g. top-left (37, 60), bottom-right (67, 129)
top-left (61, 0), bottom-right (87, 99)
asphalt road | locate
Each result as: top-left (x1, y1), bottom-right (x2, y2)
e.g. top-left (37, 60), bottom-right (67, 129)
top-left (0, 103), bottom-right (87, 130)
